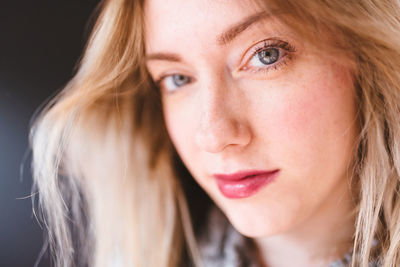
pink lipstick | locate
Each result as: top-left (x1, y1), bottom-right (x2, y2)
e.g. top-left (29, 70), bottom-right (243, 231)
top-left (213, 170), bottom-right (279, 199)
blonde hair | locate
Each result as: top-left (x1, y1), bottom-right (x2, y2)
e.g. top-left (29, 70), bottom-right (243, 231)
top-left (30, 0), bottom-right (400, 266)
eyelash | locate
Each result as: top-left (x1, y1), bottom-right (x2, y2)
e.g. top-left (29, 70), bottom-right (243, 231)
top-left (154, 38), bottom-right (296, 92)
top-left (240, 38), bottom-right (296, 75)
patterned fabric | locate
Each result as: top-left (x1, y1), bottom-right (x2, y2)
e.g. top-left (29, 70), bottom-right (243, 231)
top-left (328, 238), bottom-right (381, 267)
top-left (198, 207), bottom-right (382, 267)
top-left (328, 250), bottom-right (381, 267)
top-left (198, 207), bottom-right (260, 267)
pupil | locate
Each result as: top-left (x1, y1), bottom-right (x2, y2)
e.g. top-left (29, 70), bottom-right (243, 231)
top-left (258, 48), bottom-right (279, 65)
top-left (173, 75), bottom-right (188, 86)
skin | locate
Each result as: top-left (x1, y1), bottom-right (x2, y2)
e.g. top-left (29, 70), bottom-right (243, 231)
top-left (145, 0), bottom-right (359, 266)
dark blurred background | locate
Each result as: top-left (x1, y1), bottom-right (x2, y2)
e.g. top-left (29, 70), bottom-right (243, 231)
top-left (1, 1), bottom-right (99, 266)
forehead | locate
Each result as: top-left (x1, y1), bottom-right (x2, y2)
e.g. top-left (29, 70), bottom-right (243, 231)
top-left (144, 0), bottom-right (262, 51)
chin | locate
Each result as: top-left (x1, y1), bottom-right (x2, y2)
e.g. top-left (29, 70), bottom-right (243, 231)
top-left (224, 210), bottom-right (283, 239)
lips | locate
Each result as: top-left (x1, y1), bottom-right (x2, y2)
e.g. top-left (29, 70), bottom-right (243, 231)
top-left (213, 170), bottom-right (279, 199)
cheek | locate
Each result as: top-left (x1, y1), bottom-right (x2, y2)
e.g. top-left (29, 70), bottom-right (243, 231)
top-left (163, 102), bottom-right (197, 165)
top-left (163, 108), bottom-right (185, 149)
top-left (225, 63), bottom-right (357, 235)
top-left (273, 85), bottom-right (331, 157)
top-left (263, 61), bottom-right (357, 184)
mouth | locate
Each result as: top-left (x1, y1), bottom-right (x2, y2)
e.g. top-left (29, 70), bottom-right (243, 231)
top-left (212, 170), bottom-right (280, 199)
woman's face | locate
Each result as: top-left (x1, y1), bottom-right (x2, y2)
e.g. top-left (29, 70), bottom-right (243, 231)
top-left (145, 0), bottom-right (358, 238)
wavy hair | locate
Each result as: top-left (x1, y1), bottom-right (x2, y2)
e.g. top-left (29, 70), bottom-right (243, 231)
top-left (31, 0), bottom-right (400, 266)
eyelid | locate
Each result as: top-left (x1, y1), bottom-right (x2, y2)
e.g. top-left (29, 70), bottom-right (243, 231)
top-left (155, 73), bottom-right (195, 94)
top-left (154, 73), bottom-right (169, 87)
top-left (238, 38), bottom-right (296, 71)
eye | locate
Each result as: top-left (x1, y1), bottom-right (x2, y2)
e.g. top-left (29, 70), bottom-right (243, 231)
top-left (240, 38), bottom-right (296, 75)
top-left (158, 74), bottom-right (192, 93)
top-left (250, 47), bottom-right (280, 67)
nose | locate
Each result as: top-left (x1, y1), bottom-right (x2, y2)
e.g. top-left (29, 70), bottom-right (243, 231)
top-left (194, 81), bottom-right (252, 153)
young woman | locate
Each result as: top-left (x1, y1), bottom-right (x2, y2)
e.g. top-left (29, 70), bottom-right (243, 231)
top-left (31, 0), bottom-right (400, 266)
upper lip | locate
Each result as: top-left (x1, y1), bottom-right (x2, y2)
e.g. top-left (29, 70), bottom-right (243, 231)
top-left (213, 169), bottom-right (280, 181)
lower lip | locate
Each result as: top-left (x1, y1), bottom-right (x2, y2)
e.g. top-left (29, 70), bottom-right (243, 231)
top-left (215, 171), bottom-right (279, 199)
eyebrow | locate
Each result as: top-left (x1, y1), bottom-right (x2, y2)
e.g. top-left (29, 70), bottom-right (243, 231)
top-left (216, 11), bottom-right (268, 45)
top-left (146, 52), bottom-right (182, 62)
top-left (146, 11), bottom-right (269, 62)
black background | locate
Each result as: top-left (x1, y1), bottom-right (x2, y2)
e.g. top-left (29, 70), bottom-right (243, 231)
top-left (1, 1), bottom-right (99, 266)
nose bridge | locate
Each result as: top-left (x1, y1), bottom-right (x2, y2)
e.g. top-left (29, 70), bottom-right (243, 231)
top-left (195, 74), bottom-right (251, 153)
top-left (201, 82), bottom-right (229, 129)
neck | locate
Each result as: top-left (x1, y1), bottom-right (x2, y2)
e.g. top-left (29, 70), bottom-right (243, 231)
top-left (254, 182), bottom-right (356, 267)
